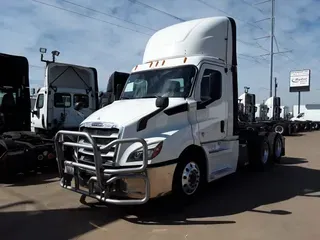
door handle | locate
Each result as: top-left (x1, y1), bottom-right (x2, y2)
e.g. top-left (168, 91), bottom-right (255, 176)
top-left (220, 120), bottom-right (225, 133)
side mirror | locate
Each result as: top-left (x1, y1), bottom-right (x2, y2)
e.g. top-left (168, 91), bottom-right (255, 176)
top-left (155, 96), bottom-right (169, 109)
top-left (31, 88), bottom-right (36, 95)
top-left (74, 102), bottom-right (84, 111)
top-left (98, 91), bottom-right (104, 98)
top-left (115, 84), bottom-right (122, 100)
top-left (31, 109), bottom-right (38, 117)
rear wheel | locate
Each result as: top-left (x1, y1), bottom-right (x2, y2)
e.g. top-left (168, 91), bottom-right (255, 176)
top-left (248, 136), bottom-right (271, 171)
top-left (273, 135), bottom-right (283, 163)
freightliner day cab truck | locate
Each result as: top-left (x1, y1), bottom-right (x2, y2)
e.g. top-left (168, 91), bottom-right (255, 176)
top-left (55, 16), bottom-right (286, 205)
top-left (99, 71), bottom-right (129, 108)
top-left (31, 62), bottom-right (99, 138)
top-left (0, 53), bottom-right (55, 180)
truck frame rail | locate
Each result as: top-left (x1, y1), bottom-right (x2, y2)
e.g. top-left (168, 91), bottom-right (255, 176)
top-left (54, 130), bottom-right (150, 205)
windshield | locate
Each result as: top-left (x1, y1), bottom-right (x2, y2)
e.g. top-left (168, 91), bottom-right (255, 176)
top-left (120, 65), bottom-right (196, 99)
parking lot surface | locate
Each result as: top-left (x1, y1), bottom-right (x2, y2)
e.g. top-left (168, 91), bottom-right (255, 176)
top-left (1, 132), bottom-right (320, 240)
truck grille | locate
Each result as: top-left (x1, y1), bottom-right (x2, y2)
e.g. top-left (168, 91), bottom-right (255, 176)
top-left (77, 127), bottom-right (119, 167)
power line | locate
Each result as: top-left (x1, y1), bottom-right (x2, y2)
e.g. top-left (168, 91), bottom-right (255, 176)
top-left (34, 0), bottom-right (271, 54)
top-left (251, 2), bottom-right (320, 74)
top-left (127, 0), bottom-right (185, 22)
top-left (60, 0), bottom-right (156, 32)
top-left (239, 0), bottom-right (265, 13)
top-left (128, 0), bottom-right (271, 53)
top-left (191, 0), bottom-right (268, 33)
top-left (29, 64), bottom-right (44, 69)
top-left (32, 0), bottom-right (151, 36)
top-left (31, 0), bottom-right (307, 76)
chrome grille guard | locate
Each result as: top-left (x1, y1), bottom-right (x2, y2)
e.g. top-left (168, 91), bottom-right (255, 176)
top-left (54, 130), bottom-right (150, 205)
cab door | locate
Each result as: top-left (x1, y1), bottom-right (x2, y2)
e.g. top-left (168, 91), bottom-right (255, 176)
top-left (195, 63), bottom-right (237, 180)
top-left (31, 90), bottom-right (47, 132)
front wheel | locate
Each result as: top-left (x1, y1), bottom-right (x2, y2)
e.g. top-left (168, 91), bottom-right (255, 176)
top-left (172, 157), bottom-right (205, 202)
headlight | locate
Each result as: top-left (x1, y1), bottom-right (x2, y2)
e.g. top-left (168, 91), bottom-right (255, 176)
top-left (127, 141), bottom-right (163, 162)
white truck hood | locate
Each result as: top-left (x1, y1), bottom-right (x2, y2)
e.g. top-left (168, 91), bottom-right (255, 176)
top-left (291, 117), bottom-right (306, 122)
top-left (81, 98), bottom-right (187, 128)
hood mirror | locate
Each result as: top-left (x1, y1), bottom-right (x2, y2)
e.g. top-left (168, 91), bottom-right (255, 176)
top-left (155, 96), bottom-right (169, 109)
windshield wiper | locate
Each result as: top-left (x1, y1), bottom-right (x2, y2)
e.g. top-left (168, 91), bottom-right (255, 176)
top-left (141, 95), bottom-right (159, 98)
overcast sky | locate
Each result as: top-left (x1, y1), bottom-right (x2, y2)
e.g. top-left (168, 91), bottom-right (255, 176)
top-left (1, 0), bottom-right (319, 105)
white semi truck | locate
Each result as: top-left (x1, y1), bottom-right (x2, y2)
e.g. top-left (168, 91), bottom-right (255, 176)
top-left (291, 104), bottom-right (320, 131)
top-left (31, 62), bottom-right (100, 138)
top-left (55, 16), bottom-right (286, 205)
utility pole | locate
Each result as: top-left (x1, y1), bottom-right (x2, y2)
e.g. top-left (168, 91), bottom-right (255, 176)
top-left (253, 0), bottom-right (292, 98)
top-left (274, 77), bottom-right (277, 97)
top-left (269, 0), bottom-right (275, 98)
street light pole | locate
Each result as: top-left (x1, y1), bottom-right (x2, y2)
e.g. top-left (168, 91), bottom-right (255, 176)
top-left (39, 47), bottom-right (60, 66)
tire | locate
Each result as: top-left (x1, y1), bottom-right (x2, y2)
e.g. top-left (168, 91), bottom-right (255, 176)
top-left (172, 155), bottom-right (205, 203)
top-left (248, 136), bottom-right (271, 171)
top-left (272, 135), bottom-right (283, 163)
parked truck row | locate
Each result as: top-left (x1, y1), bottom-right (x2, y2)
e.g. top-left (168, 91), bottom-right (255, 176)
top-left (3, 16), bottom-right (317, 206)
top-left (237, 87), bottom-right (320, 135)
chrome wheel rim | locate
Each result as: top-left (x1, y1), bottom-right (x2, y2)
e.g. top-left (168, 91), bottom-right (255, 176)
top-left (181, 162), bottom-right (200, 195)
top-left (275, 125), bottom-right (284, 134)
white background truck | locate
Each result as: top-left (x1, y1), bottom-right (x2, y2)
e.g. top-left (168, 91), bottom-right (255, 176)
top-left (291, 104), bottom-right (320, 130)
top-left (31, 62), bottom-right (100, 138)
top-left (55, 16), bottom-right (286, 205)
top-left (256, 96), bottom-right (295, 135)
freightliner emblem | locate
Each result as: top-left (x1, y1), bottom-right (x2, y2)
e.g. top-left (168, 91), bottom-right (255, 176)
top-left (81, 122), bottom-right (117, 129)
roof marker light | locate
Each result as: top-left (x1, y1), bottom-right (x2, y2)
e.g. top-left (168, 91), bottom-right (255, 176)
top-left (149, 62), bottom-right (153, 67)
top-left (155, 61), bottom-right (159, 67)
top-left (183, 57), bottom-right (187, 63)
top-left (162, 60), bottom-right (165, 66)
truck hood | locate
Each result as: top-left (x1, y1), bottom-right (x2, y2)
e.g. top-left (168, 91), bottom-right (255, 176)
top-left (81, 98), bottom-right (187, 128)
top-left (291, 117), bottom-right (306, 122)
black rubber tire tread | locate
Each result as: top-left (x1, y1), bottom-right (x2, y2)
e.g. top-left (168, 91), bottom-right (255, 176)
top-left (273, 135), bottom-right (283, 164)
top-left (172, 153), bottom-right (206, 204)
top-left (247, 135), bottom-right (271, 171)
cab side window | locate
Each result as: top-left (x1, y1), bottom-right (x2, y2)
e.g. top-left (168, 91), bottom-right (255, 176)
top-left (200, 69), bottom-right (222, 102)
top-left (36, 94), bottom-right (44, 109)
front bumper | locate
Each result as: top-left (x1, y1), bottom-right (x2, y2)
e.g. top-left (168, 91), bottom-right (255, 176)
top-left (54, 130), bottom-right (175, 205)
